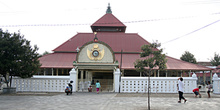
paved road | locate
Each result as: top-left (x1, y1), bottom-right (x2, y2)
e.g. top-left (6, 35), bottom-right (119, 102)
top-left (0, 92), bottom-right (220, 110)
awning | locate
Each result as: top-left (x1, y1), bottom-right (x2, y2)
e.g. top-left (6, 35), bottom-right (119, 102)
top-left (39, 53), bottom-right (76, 68)
top-left (39, 52), bottom-right (212, 71)
top-left (115, 53), bottom-right (212, 71)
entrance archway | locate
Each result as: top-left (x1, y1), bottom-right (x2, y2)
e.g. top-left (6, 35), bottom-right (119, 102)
top-left (91, 71), bottom-right (113, 92)
top-left (73, 40), bottom-right (118, 92)
top-left (77, 69), bottom-right (114, 92)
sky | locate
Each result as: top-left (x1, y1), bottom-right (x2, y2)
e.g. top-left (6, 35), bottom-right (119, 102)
top-left (0, 0), bottom-right (220, 62)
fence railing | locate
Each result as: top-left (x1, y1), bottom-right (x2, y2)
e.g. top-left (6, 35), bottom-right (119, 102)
top-left (11, 76), bottom-right (70, 92)
top-left (120, 77), bottom-right (197, 93)
top-left (8, 70), bottom-right (220, 94)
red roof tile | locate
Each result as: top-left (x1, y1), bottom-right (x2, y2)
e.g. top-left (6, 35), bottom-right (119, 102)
top-left (39, 53), bottom-right (76, 68)
top-left (115, 54), bottom-right (211, 70)
top-left (91, 13), bottom-right (126, 27)
top-left (213, 69), bottom-right (220, 73)
top-left (53, 32), bottom-right (150, 52)
top-left (165, 56), bottom-right (212, 71)
top-left (40, 52), bottom-right (211, 71)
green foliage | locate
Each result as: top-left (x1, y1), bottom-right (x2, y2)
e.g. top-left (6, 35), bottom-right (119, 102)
top-left (180, 51), bottom-right (197, 64)
top-left (42, 51), bottom-right (50, 56)
top-left (0, 29), bottom-right (41, 80)
top-left (38, 51), bottom-right (50, 57)
top-left (134, 42), bottom-right (167, 73)
top-left (210, 53), bottom-right (220, 66)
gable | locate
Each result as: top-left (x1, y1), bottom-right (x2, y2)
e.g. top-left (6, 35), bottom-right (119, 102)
top-left (77, 41), bottom-right (115, 63)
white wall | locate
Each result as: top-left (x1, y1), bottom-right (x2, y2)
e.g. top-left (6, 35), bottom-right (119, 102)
top-left (120, 76), bottom-right (197, 93)
top-left (10, 72), bottom-right (220, 94)
top-left (11, 76), bottom-right (70, 92)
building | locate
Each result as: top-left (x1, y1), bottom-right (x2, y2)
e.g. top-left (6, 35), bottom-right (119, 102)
top-left (196, 62), bottom-right (220, 84)
top-left (39, 4), bottom-right (212, 91)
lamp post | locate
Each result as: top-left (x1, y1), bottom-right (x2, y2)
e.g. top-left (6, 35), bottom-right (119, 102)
top-left (148, 69), bottom-right (151, 110)
top-left (119, 50), bottom-right (123, 93)
top-left (75, 47), bottom-right (80, 63)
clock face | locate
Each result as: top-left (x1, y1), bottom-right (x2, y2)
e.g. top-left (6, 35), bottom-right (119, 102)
top-left (92, 50), bottom-right (99, 57)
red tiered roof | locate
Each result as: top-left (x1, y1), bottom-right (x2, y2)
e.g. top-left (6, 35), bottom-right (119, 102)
top-left (39, 5), bottom-right (212, 71)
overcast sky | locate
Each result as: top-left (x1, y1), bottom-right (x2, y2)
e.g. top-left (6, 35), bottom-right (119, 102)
top-left (1, 0), bottom-right (220, 62)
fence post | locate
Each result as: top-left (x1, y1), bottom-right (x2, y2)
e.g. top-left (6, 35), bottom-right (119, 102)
top-left (69, 68), bottom-right (77, 92)
top-left (114, 68), bottom-right (120, 92)
top-left (192, 73), bottom-right (198, 91)
top-left (212, 73), bottom-right (219, 94)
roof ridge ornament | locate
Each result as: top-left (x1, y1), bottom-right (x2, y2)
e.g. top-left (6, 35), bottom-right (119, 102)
top-left (106, 3), bottom-right (112, 14)
top-left (94, 32), bottom-right (98, 42)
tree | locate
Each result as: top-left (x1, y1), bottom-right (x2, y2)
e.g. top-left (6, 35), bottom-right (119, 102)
top-left (180, 51), bottom-right (197, 64)
top-left (0, 29), bottom-right (41, 87)
top-left (210, 53), bottom-right (220, 66)
top-left (134, 41), bottom-right (167, 110)
top-left (42, 51), bottom-right (50, 56)
top-left (38, 51), bottom-right (50, 57)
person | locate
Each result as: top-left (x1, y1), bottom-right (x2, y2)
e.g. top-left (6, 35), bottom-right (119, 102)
top-left (68, 83), bottom-right (72, 94)
top-left (88, 85), bottom-right (92, 92)
top-left (193, 86), bottom-right (201, 98)
top-left (206, 81), bottom-right (212, 98)
top-left (178, 77), bottom-right (187, 103)
top-left (65, 85), bottom-right (71, 95)
top-left (95, 80), bottom-right (101, 94)
top-left (0, 80), bottom-right (1, 90)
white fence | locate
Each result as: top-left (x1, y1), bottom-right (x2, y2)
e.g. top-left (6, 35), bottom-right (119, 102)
top-left (8, 70), bottom-right (220, 94)
top-left (120, 77), bottom-right (197, 93)
top-left (11, 76), bottom-right (70, 92)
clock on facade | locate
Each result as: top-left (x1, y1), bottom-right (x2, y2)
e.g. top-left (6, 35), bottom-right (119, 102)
top-left (92, 50), bottom-right (99, 57)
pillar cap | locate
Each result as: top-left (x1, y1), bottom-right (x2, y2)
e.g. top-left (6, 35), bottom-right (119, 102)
top-left (69, 68), bottom-right (76, 74)
top-left (115, 68), bottom-right (121, 75)
top-left (192, 73), bottom-right (197, 78)
top-left (213, 73), bottom-right (219, 80)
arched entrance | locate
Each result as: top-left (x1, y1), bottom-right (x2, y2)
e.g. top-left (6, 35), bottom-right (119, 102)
top-left (73, 41), bottom-right (118, 92)
top-left (78, 70), bottom-right (113, 92)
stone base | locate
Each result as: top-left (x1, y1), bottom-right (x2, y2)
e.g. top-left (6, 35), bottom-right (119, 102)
top-left (3, 87), bottom-right (16, 94)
